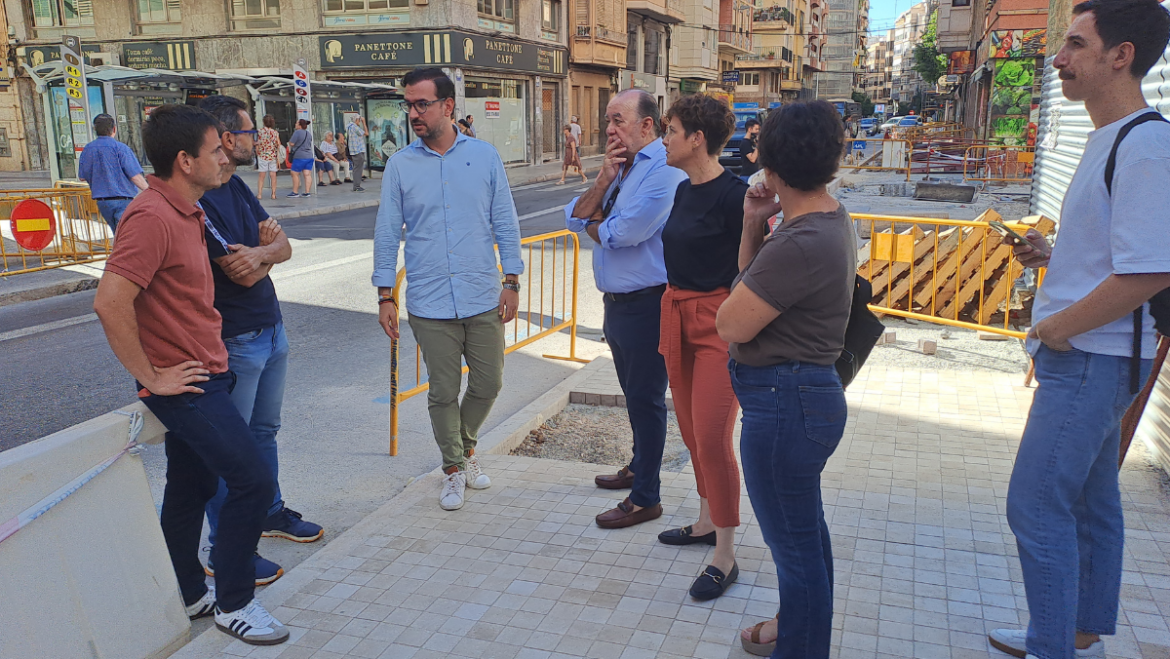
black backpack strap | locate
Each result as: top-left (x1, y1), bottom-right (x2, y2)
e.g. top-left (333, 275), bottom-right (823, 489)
top-left (1104, 111), bottom-right (1168, 393)
top-left (1105, 111), bottom-right (1169, 196)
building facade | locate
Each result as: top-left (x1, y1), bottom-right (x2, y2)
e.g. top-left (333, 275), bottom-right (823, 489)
top-left (890, 0), bottom-right (933, 111)
top-left (862, 31), bottom-right (892, 109)
top-left (733, 0), bottom-right (812, 107)
top-left (622, 0), bottom-right (681, 111)
top-left (815, 0), bottom-right (866, 100)
top-left (8, 0), bottom-right (571, 170)
top-left (569, 0), bottom-right (627, 154)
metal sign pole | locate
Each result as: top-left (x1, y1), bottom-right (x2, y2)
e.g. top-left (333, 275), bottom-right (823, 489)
top-left (61, 35), bottom-right (94, 154)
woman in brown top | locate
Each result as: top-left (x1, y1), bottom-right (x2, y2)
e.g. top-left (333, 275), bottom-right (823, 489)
top-left (715, 101), bottom-right (854, 659)
top-left (559, 124), bottom-right (586, 184)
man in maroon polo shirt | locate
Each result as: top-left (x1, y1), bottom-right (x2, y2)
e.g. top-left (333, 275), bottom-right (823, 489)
top-left (93, 104), bottom-right (288, 647)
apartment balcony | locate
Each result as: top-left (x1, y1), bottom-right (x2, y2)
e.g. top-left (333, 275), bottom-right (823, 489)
top-left (781, 79), bottom-right (802, 91)
top-left (752, 5), bottom-right (794, 32)
top-left (718, 24), bottom-right (752, 54)
top-left (571, 24), bottom-right (628, 69)
top-left (935, 3), bottom-right (973, 53)
top-left (627, 0), bottom-right (685, 24)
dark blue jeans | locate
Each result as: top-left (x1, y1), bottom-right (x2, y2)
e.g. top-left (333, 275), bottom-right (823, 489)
top-left (96, 198), bottom-right (132, 233)
top-left (139, 372), bottom-right (274, 612)
top-left (205, 323), bottom-right (289, 545)
top-left (731, 359), bottom-right (847, 659)
top-left (603, 288), bottom-right (669, 509)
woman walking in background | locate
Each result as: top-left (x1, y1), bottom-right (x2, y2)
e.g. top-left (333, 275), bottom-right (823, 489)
top-left (559, 124), bottom-right (587, 185)
top-left (656, 94), bottom-right (746, 601)
top-left (255, 115), bottom-right (280, 200)
top-left (717, 101), bottom-right (852, 658)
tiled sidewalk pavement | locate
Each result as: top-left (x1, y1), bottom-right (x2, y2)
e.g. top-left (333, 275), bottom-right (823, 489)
top-left (175, 366), bottom-right (1170, 659)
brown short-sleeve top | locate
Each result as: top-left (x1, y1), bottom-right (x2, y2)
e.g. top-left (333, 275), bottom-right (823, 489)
top-left (104, 175), bottom-right (229, 373)
top-left (728, 204), bottom-right (857, 366)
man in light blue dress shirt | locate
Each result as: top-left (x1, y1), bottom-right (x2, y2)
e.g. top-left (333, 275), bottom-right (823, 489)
top-left (373, 68), bottom-right (523, 512)
top-left (566, 89), bottom-right (687, 529)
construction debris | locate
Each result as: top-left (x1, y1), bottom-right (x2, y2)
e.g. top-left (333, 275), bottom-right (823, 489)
top-left (917, 338), bottom-right (938, 355)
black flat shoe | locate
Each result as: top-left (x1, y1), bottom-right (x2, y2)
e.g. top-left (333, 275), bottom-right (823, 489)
top-left (689, 563), bottom-right (738, 601)
top-left (658, 525), bottom-right (718, 546)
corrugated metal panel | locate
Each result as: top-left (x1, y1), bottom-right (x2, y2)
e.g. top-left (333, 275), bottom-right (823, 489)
top-left (1137, 357), bottom-right (1170, 474)
top-left (1030, 56), bottom-right (1092, 221)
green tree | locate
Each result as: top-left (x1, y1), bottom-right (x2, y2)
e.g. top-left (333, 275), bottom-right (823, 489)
top-left (911, 10), bottom-right (947, 87)
top-left (852, 91), bottom-right (875, 117)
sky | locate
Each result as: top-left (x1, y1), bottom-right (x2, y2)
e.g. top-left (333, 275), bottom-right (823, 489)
top-left (867, 0), bottom-right (911, 37)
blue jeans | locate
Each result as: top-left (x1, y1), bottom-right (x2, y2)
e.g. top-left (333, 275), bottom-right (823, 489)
top-left (139, 372), bottom-right (274, 611)
top-left (603, 288), bottom-right (669, 508)
top-left (96, 198), bottom-right (132, 233)
top-left (1008, 345), bottom-right (1150, 659)
top-left (731, 359), bottom-right (846, 659)
top-left (205, 323), bottom-right (289, 546)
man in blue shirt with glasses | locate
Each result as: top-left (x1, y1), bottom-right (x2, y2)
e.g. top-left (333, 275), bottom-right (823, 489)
top-left (78, 113), bottom-right (148, 232)
top-left (373, 67), bottom-right (523, 512)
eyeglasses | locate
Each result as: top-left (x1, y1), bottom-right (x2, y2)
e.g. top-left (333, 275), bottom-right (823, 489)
top-left (399, 99), bottom-right (445, 114)
top-left (230, 129), bottom-right (258, 136)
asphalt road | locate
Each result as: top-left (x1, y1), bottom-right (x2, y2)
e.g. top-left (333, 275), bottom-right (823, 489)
top-left (0, 176), bottom-right (597, 450)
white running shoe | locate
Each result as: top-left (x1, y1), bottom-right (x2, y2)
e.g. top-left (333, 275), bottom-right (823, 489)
top-left (185, 585), bottom-right (215, 620)
top-left (465, 454), bottom-right (491, 490)
top-left (440, 470), bottom-right (466, 510)
top-left (215, 599), bottom-right (289, 646)
top-left (989, 629), bottom-right (1104, 659)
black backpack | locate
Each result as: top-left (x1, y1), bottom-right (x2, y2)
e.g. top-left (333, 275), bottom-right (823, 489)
top-left (1104, 111), bottom-right (1170, 392)
top-left (836, 274), bottom-right (885, 388)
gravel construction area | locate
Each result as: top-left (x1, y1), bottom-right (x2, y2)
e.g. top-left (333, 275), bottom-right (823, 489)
top-left (511, 404), bottom-right (691, 472)
top-left (867, 317), bottom-right (1032, 374)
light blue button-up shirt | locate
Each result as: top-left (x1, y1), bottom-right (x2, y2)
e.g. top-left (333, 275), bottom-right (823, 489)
top-left (372, 131), bottom-right (524, 320)
top-left (564, 139), bottom-right (686, 294)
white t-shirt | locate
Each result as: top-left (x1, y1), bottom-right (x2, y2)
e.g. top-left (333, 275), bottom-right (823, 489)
top-left (320, 140), bottom-right (338, 156)
top-left (570, 122), bottom-right (582, 142)
top-left (1031, 108), bottom-right (1170, 358)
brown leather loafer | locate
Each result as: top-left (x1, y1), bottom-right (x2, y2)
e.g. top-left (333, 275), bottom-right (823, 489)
top-left (595, 466), bottom-right (634, 490)
top-left (596, 497), bottom-right (663, 529)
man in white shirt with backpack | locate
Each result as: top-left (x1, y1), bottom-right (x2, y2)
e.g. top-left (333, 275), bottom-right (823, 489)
top-left (989, 1), bottom-right (1170, 658)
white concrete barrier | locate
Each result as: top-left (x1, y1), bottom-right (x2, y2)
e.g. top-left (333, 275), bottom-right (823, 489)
top-left (0, 403), bottom-right (189, 659)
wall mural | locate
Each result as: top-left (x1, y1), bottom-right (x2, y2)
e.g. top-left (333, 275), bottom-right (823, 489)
top-left (988, 58), bottom-right (1041, 147)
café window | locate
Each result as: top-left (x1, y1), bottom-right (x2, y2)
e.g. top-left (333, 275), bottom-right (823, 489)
top-left (478, 0), bottom-right (516, 32)
top-left (740, 72), bottom-right (760, 86)
top-left (541, 0), bottom-right (560, 32)
top-left (137, 0), bottom-right (181, 33)
top-left (229, 0), bottom-right (281, 30)
top-left (32, 0), bottom-right (94, 27)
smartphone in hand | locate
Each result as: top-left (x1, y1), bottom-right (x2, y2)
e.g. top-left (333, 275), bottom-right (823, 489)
top-left (989, 221), bottom-right (1028, 246)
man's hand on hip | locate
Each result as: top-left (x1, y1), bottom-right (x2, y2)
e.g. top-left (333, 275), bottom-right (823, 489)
top-left (499, 288), bottom-right (519, 323)
top-left (146, 361), bottom-right (210, 396)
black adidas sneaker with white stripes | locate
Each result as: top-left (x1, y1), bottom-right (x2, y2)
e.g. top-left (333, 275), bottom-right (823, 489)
top-left (214, 599), bottom-right (289, 645)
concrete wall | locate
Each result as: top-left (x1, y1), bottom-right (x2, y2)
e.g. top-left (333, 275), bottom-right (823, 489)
top-left (0, 403), bottom-right (188, 659)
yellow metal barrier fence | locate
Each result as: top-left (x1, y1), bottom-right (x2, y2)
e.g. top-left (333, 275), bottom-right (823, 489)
top-left (963, 145), bottom-right (1035, 183)
top-left (841, 138), bottom-right (912, 180)
top-left (0, 186), bottom-right (110, 276)
top-left (855, 211), bottom-right (1055, 338)
top-left (388, 229), bottom-right (588, 455)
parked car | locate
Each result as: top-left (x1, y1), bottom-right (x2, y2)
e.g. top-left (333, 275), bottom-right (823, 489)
top-left (719, 109), bottom-right (768, 173)
top-left (860, 118), bottom-right (878, 136)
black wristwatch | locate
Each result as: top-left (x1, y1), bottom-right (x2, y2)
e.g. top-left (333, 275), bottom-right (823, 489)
top-left (502, 280), bottom-right (521, 292)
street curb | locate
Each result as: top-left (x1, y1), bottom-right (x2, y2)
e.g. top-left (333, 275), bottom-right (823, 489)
top-left (268, 198), bottom-right (381, 221)
top-left (0, 275), bottom-right (99, 307)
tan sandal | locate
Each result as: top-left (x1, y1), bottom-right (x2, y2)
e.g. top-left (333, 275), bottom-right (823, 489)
top-left (740, 615), bottom-right (778, 656)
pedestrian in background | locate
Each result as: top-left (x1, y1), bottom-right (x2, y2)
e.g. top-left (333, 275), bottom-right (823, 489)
top-left (566, 88), bottom-right (687, 530)
top-left (738, 118), bottom-right (761, 183)
top-left (254, 115), bottom-right (280, 201)
top-left (287, 119), bottom-right (314, 198)
top-left (92, 104), bottom-right (288, 646)
top-left (570, 115), bottom-right (582, 145)
top-left (657, 94), bottom-right (746, 601)
top-left (196, 95), bottom-right (324, 589)
top-left (716, 101), bottom-right (851, 659)
top-left (559, 123), bottom-right (586, 185)
top-left (334, 132), bottom-right (353, 183)
top-left (319, 132), bottom-right (342, 185)
top-left (989, 2), bottom-right (1170, 658)
top-left (373, 67), bottom-right (523, 511)
top-left (77, 113), bottom-right (148, 233)
top-left (465, 114), bottom-right (477, 138)
top-left (346, 114), bottom-right (368, 192)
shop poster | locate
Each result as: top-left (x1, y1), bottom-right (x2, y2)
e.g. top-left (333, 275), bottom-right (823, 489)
top-left (988, 58), bottom-right (1041, 147)
top-left (365, 99), bottom-right (409, 169)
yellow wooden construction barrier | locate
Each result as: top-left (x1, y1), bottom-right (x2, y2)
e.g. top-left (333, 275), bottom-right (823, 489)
top-left (388, 229), bottom-right (587, 455)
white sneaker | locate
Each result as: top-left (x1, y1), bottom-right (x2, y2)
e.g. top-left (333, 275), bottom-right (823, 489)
top-left (214, 599), bottom-right (289, 646)
top-left (989, 629), bottom-right (1104, 659)
top-left (440, 470), bottom-right (466, 510)
top-left (465, 454), bottom-right (491, 490)
top-left (185, 585), bottom-right (215, 620)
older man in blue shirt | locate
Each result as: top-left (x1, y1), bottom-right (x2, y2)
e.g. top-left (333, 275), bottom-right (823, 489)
top-left (77, 114), bottom-right (148, 232)
top-left (566, 89), bottom-right (687, 529)
top-left (373, 68), bottom-right (523, 512)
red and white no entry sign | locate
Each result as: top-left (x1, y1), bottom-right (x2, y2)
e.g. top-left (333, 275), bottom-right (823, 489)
top-left (10, 199), bottom-right (56, 251)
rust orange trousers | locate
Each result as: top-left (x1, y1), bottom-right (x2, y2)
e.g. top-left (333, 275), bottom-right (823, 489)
top-left (659, 285), bottom-right (741, 528)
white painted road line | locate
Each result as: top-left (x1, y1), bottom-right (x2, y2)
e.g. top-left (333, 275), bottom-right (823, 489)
top-left (518, 205), bottom-right (566, 221)
top-left (271, 252), bottom-right (371, 281)
top-left (0, 313), bottom-right (99, 343)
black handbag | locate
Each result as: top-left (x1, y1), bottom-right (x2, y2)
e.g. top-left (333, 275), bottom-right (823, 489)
top-left (836, 274), bottom-right (885, 388)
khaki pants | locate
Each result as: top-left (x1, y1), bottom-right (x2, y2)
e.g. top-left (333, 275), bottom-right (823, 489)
top-left (408, 309), bottom-right (505, 471)
top-left (336, 159), bottom-right (352, 181)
